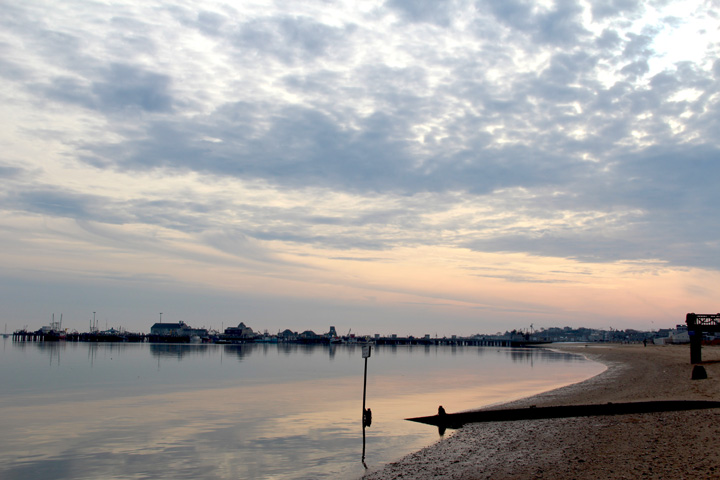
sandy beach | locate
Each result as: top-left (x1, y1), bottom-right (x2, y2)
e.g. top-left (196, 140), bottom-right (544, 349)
top-left (363, 343), bottom-right (720, 479)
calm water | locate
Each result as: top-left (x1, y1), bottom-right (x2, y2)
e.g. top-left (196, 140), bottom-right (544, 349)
top-left (0, 339), bottom-right (604, 479)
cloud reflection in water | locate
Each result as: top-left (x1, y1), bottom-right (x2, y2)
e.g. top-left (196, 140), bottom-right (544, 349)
top-left (0, 342), bottom-right (604, 479)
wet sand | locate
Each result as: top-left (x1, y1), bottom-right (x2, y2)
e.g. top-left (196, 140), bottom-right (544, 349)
top-left (363, 343), bottom-right (720, 479)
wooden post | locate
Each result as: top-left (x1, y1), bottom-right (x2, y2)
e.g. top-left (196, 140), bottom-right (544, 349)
top-left (690, 330), bottom-right (702, 364)
top-left (687, 313), bottom-right (702, 364)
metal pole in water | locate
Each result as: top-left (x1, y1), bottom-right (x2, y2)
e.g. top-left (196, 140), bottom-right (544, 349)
top-left (362, 355), bottom-right (368, 418)
top-left (361, 344), bottom-right (371, 466)
top-left (362, 344), bottom-right (371, 420)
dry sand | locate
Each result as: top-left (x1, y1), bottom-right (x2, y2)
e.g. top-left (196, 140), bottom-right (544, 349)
top-left (363, 343), bottom-right (720, 480)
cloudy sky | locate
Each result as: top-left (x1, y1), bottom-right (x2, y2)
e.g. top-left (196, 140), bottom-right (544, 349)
top-left (1, 0), bottom-right (719, 336)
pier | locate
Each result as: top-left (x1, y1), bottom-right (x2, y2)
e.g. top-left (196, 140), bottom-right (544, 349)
top-left (11, 330), bottom-right (147, 342)
top-left (11, 318), bottom-right (674, 347)
top-left (372, 335), bottom-right (543, 347)
top-left (9, 329), bottom-right (546, 347)
top-left (9, 316), bottom-right (680, 347)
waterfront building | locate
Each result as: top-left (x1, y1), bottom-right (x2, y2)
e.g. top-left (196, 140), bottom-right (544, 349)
top-left (278, 329), bottom-right (297, 341)
top-left (299, 330), bottom-right (321, 342)
top-left (150, 321), bottom-right (208, 338)
top-left (223, 322), bottom-right (255, 338)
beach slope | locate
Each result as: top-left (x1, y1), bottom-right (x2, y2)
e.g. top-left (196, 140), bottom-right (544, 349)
top-left (363, 344), bottom-right (720, 479)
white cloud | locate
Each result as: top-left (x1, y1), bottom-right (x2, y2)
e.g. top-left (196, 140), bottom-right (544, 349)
top-left (1, 0), bottom-right (719, 332)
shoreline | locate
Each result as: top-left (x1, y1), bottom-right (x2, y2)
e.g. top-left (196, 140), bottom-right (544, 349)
top-left (363, 343), bottom-right (720, 479)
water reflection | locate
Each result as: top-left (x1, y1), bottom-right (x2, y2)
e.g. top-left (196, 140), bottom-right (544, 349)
top-left (225, 343), bottom-right (253, 361)
top-left (362, 422), bottom-right (368, 469)
top-left (1, 341), bottom-right (605, 480)
top-left (149, 343), bottom-right (222, 359)
top-left (8, 340), bottom-right (428, 364)
top-left (300, 343), bottom-right (566, 365)
top-left (4, 341), bottom-right (593, 381)
top-left (144, 343), bottom-right (348, 362)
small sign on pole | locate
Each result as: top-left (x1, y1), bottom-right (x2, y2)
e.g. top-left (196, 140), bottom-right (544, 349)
top-left (362, 344), bottom-right (371, 358)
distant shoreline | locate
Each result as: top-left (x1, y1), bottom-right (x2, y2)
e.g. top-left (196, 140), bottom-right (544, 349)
top-left (364, 343), bottom-right (720, 479)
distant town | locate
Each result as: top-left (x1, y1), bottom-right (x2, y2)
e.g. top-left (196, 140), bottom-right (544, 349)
top-left (8, 317), bottom-right (699, 347)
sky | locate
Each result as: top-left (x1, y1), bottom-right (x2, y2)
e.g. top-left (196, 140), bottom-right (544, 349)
top-left (1, 0), bottom-right (719, 336)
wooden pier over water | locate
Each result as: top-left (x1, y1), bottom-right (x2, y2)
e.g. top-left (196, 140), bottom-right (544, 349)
top-left (9, 330), bottom-right (548, 347)
top-left (11, 330), bottom-right (146, 342)
top-left (372, 335), bottom-right (546, 347)
top-left (10, 322), bottom-right (550, 348)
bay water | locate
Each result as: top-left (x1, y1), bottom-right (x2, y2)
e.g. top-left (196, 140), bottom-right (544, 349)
top-left (0, 339), bottom-right (604, 479)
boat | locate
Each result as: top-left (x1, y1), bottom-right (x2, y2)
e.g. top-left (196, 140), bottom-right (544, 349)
top-left (39, 314), bottom-right (67, 340)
